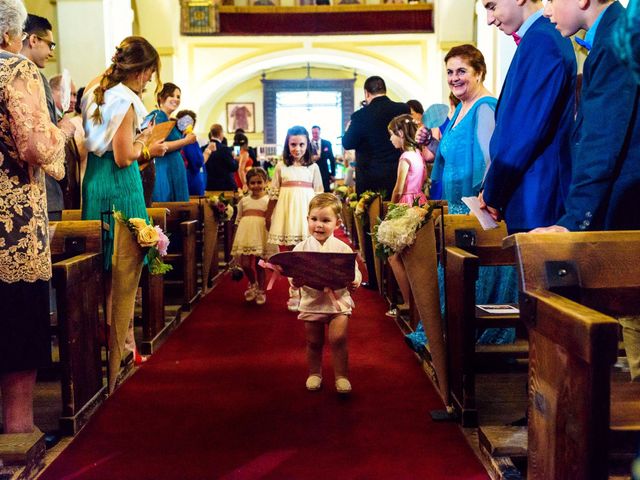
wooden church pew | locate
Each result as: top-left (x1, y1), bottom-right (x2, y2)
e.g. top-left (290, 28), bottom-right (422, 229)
top-left (440, 214), bottom-right (523, 427)
top-left (504, 231), bottom-right (640, 480)
top-left (367, 196), bottom-right (385, 295)
top-left (189, 196), bottom-right (219, 291)
top-left (151, 202), bottom-right (201, 311)
top-left (139, 208), bottom-right (171, 354)
top-left (204, 190), bottom-right (238, 266)
top-left (61, 209), bottom-right (172, 355)
top-left (49, 220), bottom-right (106, 434)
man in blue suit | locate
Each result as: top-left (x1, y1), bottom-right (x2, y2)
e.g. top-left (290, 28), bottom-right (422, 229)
top-left (534, 0), bottom-right (639, 381)
top-left (478, 0), bottom-right (577, 233)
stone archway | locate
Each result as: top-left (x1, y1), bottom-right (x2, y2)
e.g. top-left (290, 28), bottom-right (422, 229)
top-left (185, 47), bottom-right (428, 130)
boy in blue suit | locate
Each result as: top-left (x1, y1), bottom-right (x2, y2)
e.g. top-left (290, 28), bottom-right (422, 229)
top-left (478, 0), bottom-right (577, 233)
top-left (533, 0), bottom-right (640, 381)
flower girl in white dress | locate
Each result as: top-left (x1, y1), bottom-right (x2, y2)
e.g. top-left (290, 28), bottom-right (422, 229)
top-left (265, 126), bottom-right (324, 311)
top-left (232, 167), bottom-right (274, 305)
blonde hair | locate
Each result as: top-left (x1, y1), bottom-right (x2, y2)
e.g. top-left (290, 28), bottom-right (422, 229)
top-left (308, 193), bottom-right (342, 221)
top-left (92, 36), bottom-right (161, 124)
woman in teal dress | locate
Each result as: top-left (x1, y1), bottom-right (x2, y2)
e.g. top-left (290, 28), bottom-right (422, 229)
top-left (82, 36), bottom-right (166, 269)
top-left (150, 83), bottom-right (197, 202)
top-left (81, 37), bottom-right (167, 367)
top-left (406, 45), bottom-right (516, 352)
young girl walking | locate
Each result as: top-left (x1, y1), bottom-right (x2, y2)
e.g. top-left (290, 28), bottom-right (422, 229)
top-left (387, 114), bottom-right (427, 314)
top-left (266, 125), bottom-right (324, 311)
top-left (231, 167), bottom-right (273, 305)
top-left (292, 193), bottom-right (361, 393)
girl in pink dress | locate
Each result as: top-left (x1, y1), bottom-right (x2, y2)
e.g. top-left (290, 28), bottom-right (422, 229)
top-left (387, 114), bottom-right (427, 313)
top-left (389, 114), bottom-right (427, 206)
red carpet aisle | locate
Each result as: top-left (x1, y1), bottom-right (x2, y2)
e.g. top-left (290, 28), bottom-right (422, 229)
top-left (40, 274), bottom-right (488, 480)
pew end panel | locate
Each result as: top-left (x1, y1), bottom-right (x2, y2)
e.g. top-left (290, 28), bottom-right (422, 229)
top-left (48, 220), bottom-right (106, 435)
top-left (152, 203), bottom-right (201, 312)
top-left (139, 208), bottom-right (174, 354)
top-left (505, 232), bottom-right (640, 479)
top-left (522, 289), bottom-right (620, 480)
top-left (440, 215), bottom-right (522, 428)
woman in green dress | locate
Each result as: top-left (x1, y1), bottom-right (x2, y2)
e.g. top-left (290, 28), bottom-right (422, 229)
top-left (81, 36), bottom-right (166, 364)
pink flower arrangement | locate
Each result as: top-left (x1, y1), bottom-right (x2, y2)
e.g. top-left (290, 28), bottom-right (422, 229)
top-left (155, 225), bottom-right (170, 256)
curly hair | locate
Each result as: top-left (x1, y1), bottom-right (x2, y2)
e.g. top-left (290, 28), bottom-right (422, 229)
top-left (91, 36), bottom-right (161, 124)
top-left (0, 0), bottom-right (27, 39)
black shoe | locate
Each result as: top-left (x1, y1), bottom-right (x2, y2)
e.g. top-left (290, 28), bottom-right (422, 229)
top-left (362, 282), bottom-right (377, 290)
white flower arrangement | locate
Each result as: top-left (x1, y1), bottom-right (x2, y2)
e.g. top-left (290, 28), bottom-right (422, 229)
top-left (373, 203), bottom-right (433, 260)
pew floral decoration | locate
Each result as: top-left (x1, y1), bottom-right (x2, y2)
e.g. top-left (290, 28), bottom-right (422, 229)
top-left (333, 185), bottom-right (350, 201)
top-left (348, 192), bottom-right (358, 210)
top-left (207, 193), bottom-right (235, 222)
top-left (113, 211), bottom-right (172, 275)
top-left (354, 190), bottom-right (380, 218)
top-left (373, 203), bottom-right (434, 261)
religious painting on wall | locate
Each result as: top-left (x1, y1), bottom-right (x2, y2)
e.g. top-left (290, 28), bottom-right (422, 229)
top-left (226, 102), bottom-right (255, 133)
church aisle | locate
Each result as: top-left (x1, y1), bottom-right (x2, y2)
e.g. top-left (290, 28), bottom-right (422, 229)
top-left (39, 273), bottom-right (488, 480)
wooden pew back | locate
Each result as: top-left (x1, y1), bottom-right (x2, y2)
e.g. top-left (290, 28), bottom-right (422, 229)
top-left (152, 202), bottom-right (199, 251)
top-left (49, 220), bottom-right (103, 259)
top-left (440, 214), bottom-right (512, 265)
top-left (506, 231), bottom-right (640, 317)
top-left (151, 202), bottom-right (200, 310)
top-left (48, 220), bottom-right (105, 433)
top-left (61, 209), bottom-right (167, 229)
top-left (505, 232), bottom-right (640, 479)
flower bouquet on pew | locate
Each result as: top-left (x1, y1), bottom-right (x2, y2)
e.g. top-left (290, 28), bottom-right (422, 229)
top-left (348, 192), bottom-right (358, 210)
top-left (113, 211), bottom-right (172, 275)
top-left (333, 185), bottom-right (350, 201)
top-left (108, 211), bottom-right (170, 392)
top-left (373, 202), bottom-right (434, 261)
top-left (354, 190), bottom-right (380, 218)
top-left (206, 192), bottom-right (235, 222)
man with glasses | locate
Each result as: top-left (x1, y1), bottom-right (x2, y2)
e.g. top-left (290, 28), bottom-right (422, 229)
top-left (21, 14), bottom-right (72, 221)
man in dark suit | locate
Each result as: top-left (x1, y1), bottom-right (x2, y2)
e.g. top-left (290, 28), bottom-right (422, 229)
top-left (204, 124), bottom-right (239, 191)
top-left (342, 76), bottom-right (408, 289)
top-left (535, 0), bottom-right (639, 381)
top-left (310, 125), bottom-right (335, 192)
top-left (342, 76), bottom-right (410, 199)
top-left (478, 0), bottom-right (576, 233)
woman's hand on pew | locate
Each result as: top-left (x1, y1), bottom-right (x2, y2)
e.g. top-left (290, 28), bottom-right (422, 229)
top-left (529, 225), bottom-right (569, 233)
top-left (347, 280), bottom-right (359, 293)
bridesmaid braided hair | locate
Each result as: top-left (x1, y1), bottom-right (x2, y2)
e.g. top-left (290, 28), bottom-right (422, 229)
top-left (91, 36), bottom-right (161, 124)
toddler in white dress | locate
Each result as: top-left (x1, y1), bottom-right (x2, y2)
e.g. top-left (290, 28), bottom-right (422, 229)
top-left (232, 167), bottom-right (274, 304)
